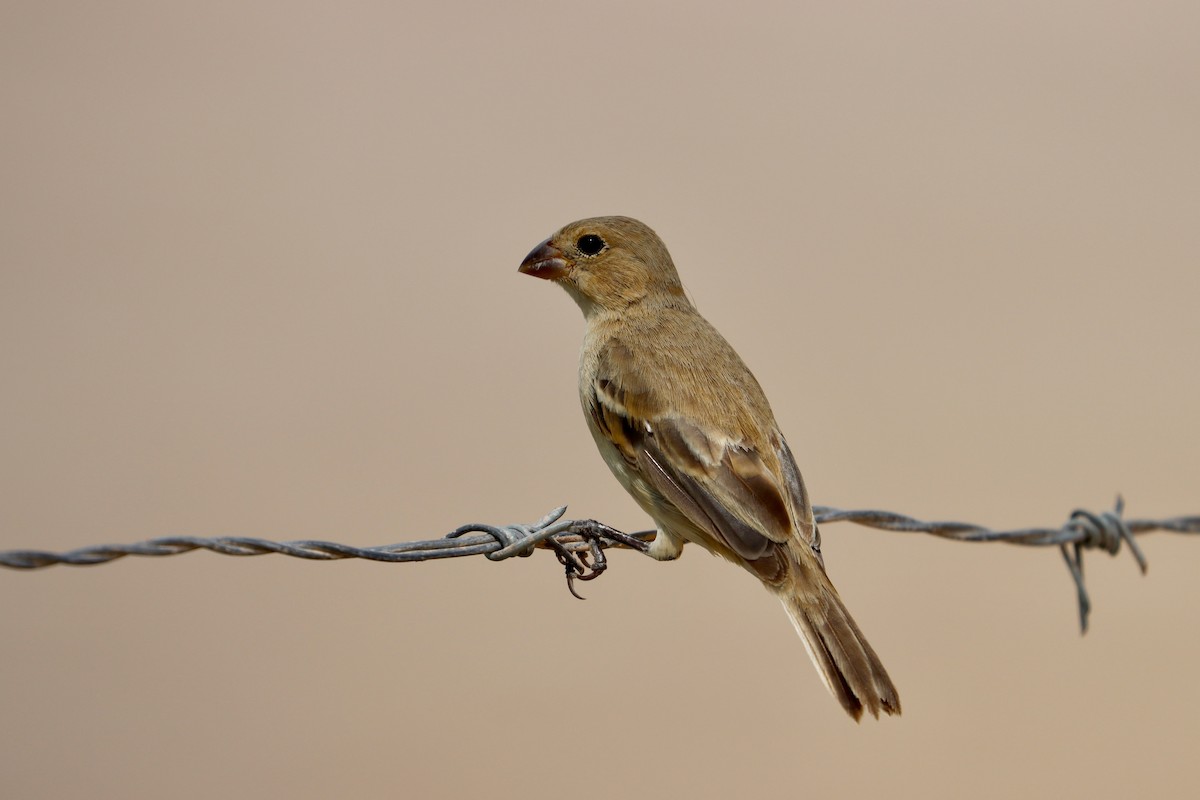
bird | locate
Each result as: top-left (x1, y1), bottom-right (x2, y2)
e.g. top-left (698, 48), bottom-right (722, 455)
top-left (518, 216), bottom-right (900, 720)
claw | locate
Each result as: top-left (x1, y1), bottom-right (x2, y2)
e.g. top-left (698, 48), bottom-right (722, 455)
top-left (545, 537), bottom-right (591, 600)
top-left (564, 568), bottom-right (586, 600)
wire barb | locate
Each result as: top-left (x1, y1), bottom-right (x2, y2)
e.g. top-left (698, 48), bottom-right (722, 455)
top-left (1057, 497), bottom-right (1146, 633)
top-left (2, 499), bottom-right (1197, 629)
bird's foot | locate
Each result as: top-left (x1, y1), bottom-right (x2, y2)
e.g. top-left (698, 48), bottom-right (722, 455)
top-left (539, 520), bottom-right (651, 600)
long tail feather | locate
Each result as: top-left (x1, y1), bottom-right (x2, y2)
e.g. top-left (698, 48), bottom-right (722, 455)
top-left (777, 567), bottom-right (900, 721)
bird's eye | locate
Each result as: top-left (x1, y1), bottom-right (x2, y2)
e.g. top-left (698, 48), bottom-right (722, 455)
top-left (576, 234), bottom-right (606, 256)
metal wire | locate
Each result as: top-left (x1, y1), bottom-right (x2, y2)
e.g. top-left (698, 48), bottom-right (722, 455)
top-left (2, 497), bottom-right (1197, 631)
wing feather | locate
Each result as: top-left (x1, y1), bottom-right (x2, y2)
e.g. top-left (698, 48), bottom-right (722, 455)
top-left (589, 342), bottom-right (804, 583)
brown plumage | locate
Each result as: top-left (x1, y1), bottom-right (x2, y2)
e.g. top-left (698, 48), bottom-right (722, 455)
top-left (519, 216), bottom-right (899, 720)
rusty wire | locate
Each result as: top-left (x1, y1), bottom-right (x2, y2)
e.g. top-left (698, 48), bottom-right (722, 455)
top-left (2, 497), bottom-right (1197, 631)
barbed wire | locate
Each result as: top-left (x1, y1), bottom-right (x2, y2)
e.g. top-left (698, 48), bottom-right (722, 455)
top-left (2, 497), bottom-right (1197, 631)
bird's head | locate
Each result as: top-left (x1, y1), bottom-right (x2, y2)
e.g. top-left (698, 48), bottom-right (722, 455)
top-left (519, 216), bottom-right (685, 314)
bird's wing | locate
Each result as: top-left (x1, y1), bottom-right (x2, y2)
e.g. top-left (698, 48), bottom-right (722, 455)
top-left (588, 342), bottom-right (819, 580)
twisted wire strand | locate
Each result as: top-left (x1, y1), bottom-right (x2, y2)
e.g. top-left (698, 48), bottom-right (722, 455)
top-left (2, 498), bottom-right (1197, 630)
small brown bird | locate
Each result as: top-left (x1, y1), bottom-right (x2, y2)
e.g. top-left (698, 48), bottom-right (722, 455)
top-left (519, 216), bottom-right (899, 720)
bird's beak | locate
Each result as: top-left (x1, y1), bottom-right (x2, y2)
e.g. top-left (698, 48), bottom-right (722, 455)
top-left (518, 238), bottom-right (569, 281)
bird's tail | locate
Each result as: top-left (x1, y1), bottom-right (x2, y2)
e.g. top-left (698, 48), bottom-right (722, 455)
top-left (776, 559), bottom-right (901, 721)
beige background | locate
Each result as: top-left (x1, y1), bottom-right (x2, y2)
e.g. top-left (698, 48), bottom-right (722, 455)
top-left (2, 2), bottom-right (1198, 798)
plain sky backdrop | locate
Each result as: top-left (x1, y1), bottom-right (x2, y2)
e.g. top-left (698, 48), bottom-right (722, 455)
top-left (2, 2), bottom-right (1198, 798)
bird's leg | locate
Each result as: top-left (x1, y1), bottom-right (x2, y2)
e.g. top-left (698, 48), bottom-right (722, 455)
top-left (569, 519), bottom-right (652, 554)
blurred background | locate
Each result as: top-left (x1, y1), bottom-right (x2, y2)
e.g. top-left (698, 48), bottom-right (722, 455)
top-left (2, 2), bottom-right (1197, 798)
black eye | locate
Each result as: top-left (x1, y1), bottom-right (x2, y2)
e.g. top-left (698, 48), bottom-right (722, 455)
top-left (576, 234), bottom-right (606, 256)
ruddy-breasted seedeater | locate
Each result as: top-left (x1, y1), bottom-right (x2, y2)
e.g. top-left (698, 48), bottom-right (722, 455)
top-left (519, 216), bottom-right (899, 720)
